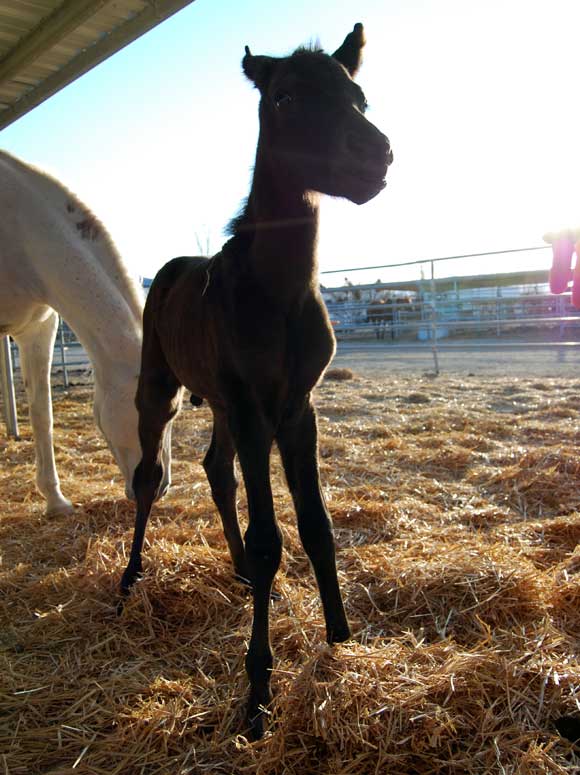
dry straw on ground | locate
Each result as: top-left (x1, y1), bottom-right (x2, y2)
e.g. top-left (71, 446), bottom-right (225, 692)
top-left (1, 372), bottom-right (580, 773)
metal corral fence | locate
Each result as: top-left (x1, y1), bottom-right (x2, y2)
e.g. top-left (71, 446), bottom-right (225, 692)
top-left (325, 280), bottom-right (579, 341)
top-left (10, 319), bottom-right (91, 389)
top-left (0, 320), bottom-right (93, 437)
top-left (322, 247), bottom-right (580, 374)
top-left (2, 245), bottom-right (580, 436)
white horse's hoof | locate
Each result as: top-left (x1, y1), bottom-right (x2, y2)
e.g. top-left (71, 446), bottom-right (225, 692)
top-left (45, 498), bottom-right (74, 517)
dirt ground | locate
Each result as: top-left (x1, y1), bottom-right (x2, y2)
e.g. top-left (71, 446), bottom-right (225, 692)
top-left (14, 331), bottom-right (580, 393)
top-left (332, 337), bottom-right (580, 378)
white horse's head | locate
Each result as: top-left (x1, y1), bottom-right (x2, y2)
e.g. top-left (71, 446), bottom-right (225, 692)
top-left (93, 371), bottom-right (172, 501)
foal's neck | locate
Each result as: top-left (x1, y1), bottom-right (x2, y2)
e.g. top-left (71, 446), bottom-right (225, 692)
top-left (233, 151), bottom-right (321, 302)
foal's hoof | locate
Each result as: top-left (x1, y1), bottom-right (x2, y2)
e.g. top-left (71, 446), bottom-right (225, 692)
top-left (120, 568), bottom-right (142, 595)
top-left (248, 711), bottom-right (266, 741)
top-left (117, 566), bottom-right (142, 607)
top-left (327, 622), bottom-right (352, 644)
top-left (117, 570), bottom-right (141, 616)
top-left (246, 699), bottom-right (271, 741)
top-left (555, 715), bottom-right (580, 745)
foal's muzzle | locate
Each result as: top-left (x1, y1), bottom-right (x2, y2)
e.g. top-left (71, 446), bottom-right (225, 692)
top-left (341, 122), bottom-right (393, 204)
top-left (346, 129), bottom-right (393, 170)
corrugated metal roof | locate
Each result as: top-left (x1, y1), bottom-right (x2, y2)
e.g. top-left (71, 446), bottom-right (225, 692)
top-left (0, 0), bottom-right (195, 130)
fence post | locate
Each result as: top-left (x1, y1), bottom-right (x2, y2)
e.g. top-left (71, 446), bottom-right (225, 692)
top-left (58, 317), bottom-right (69, 389)
top-left (0, 336), bottom-right (19, 439)
top-left (430, 261), bottom-right (440, 375)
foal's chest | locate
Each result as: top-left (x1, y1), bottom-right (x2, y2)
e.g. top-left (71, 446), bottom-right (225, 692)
top-left (284, 296), bottom-right (336, 392)
top-left (227, 282), bottom-right (335, 401)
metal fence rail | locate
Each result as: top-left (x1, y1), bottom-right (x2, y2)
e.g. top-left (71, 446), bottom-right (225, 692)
top-left (2, 245), bottom-right (579, 435)
top-left (1, 319), bottom-right (92, 438)
top-left (3, 284), bottom-right (580, 384)
top-left (325, 298), bottom-right (580, 339)
top-left (7, 319), bottom-right (93, 387)
top-left (322, 251), bottom-right (579, 375)
top-left (0, 336), bottom-right (19, 439)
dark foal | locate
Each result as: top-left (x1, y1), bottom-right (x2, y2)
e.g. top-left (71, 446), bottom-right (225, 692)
top-left (121, 23), bottom-right (392, 739)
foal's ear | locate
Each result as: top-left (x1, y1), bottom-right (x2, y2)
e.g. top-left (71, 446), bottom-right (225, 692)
top-left (332, 22), bottom-right (366, 78)
top-left (243, 46), bottom-right (276, 91)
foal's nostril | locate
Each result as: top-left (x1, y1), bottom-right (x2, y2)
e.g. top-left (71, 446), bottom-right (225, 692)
top-left (347, 131), bottom-right (393, 168)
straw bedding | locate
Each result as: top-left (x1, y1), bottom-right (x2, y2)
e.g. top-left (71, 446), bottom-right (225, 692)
top-left (1, 372), bottom-right (580, 773)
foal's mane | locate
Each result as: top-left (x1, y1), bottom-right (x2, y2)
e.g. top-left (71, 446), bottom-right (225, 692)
top-left (0, 150), bottom-right (143, 320)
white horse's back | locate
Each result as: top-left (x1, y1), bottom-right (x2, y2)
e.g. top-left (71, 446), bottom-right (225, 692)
top-left (0, 151), bottom-right (142, 330)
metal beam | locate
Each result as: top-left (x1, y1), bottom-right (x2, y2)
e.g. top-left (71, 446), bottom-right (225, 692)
top-left (0, 336), bottom-right (19, 440)
top-left (0, 0), bottom-right (195, 131)
top-left (0, 0), bottom-right (111, 87)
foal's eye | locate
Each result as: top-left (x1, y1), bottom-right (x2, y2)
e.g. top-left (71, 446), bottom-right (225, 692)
top-left (273, 91), bottom-right (292, 108)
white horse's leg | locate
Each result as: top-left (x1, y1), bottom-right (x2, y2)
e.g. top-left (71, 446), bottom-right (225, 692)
top-left (14, 311), bottom-right (74, 516)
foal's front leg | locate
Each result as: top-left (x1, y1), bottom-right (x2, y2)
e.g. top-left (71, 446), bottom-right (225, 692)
top-left (121, 368), bottom-right (182, 594)
top-left (228, 401), bottom-right (281, 740)
top-left (277, 397), bottom-right (351, 644)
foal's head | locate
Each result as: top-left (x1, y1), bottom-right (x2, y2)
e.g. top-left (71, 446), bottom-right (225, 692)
top-left (243, 23), bottom-right (393, 205)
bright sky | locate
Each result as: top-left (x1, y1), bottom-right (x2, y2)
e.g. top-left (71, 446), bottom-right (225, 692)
top-left (2, 0), bottom-right (579, 288)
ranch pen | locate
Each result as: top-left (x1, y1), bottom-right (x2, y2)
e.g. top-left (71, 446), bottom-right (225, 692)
top-left (3, 244), bottom-right (580, 441)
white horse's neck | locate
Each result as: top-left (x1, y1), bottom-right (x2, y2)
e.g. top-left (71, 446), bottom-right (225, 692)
top-left (50, 253), bottom-right (143, 386)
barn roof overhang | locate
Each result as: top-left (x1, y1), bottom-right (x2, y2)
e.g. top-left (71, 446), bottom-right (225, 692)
top-left (0, 0), bottom-right (195, 131)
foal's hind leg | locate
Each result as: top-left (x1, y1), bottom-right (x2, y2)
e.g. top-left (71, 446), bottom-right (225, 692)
top-left (203, 412), bottom-right (249, 582)
top-left (14, 310), bottom-right (73, 516)
top-left (121, 356), bottom-right (182, 594)
top-left (277, 397), bottom-right (350, 644)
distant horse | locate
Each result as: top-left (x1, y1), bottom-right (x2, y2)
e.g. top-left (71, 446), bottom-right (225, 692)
top-left (120, 24), bottom-right (392, 738)
top-left (0, 152), bottom-right (171, 515)
top-left (367, 295), bottom-right (411, 340)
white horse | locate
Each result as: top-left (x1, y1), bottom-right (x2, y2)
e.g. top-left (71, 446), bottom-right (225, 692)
top-left (0, 150), bottom-right (171, 515)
